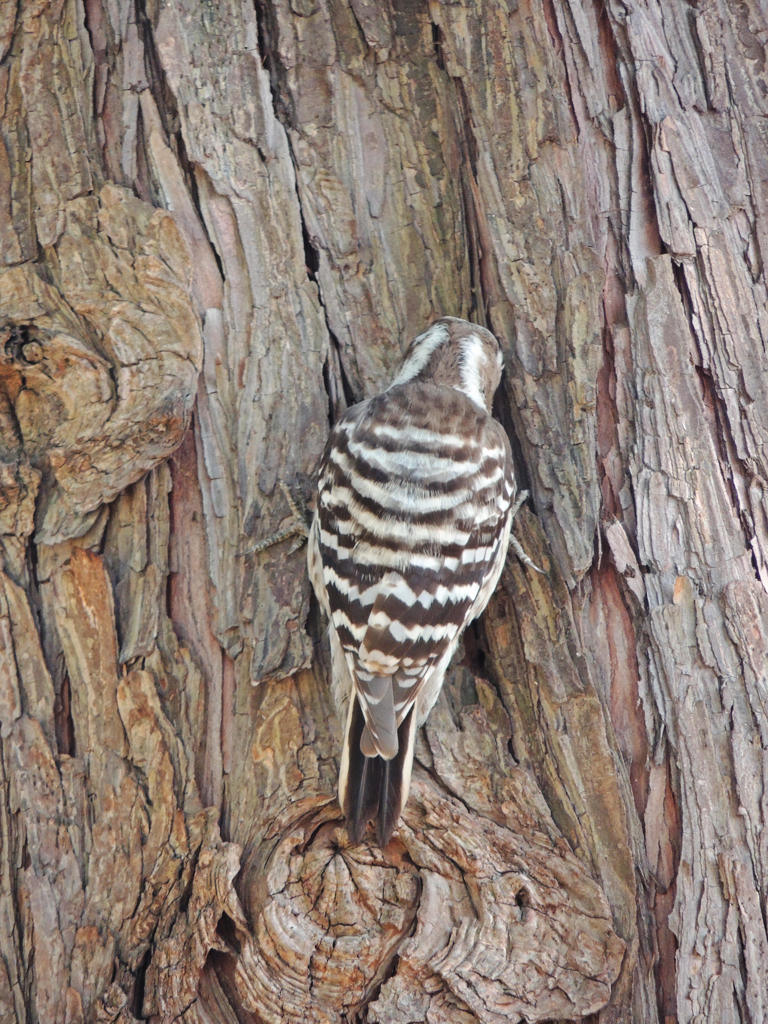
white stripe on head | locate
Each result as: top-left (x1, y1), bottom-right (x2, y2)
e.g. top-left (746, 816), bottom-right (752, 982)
top-left (388, 322), bottom-right (450, 389)
top-left (459, 333), bottom-right (488, 409)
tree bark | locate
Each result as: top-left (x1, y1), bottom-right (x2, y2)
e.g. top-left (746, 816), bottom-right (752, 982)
top-left (1, 0), bottom-right (767, 1021)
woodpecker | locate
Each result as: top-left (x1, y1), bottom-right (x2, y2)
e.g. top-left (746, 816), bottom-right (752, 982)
top-left (308, 317), bottom-right (518, 845)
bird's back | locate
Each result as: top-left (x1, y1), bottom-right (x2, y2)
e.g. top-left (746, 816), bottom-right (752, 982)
top-left (315, 380), bottom-right (514, 742)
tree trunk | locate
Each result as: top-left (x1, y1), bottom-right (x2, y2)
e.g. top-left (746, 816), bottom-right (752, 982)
top-left (2, 0), bottom-right (767, 1021)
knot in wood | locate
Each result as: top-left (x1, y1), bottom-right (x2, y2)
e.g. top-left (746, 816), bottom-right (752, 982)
top-left (2, 324), bottom-right (37, 363)
top-left (240, 816), bottom-right (419, 1022)
top-left (20, 340), bottom-right (44, 364)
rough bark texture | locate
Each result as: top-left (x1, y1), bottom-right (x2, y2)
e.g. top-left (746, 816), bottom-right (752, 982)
top-left (1, 0), bottom-right (767, 1022)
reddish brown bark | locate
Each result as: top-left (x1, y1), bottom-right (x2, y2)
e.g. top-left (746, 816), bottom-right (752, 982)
top-left (2, 1), bottom-right (768, 1021)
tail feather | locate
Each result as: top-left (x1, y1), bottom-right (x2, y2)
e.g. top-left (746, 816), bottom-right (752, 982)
top-left (339, 698), bottom-right (417, 846)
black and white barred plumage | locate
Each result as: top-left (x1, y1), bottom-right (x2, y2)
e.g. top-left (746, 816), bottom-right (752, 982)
top-left (308, 317), bottom-right (516, 846)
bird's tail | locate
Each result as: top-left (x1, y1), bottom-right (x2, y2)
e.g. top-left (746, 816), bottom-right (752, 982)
top-left (338, 697), bottom-right (417, 846)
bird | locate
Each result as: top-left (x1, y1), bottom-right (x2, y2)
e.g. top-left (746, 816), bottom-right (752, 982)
top-left (308, 316), bottom-right (522, 846)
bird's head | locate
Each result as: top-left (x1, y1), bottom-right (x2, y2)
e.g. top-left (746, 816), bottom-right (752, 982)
top-left (388, 316), bottom-right (503, 412)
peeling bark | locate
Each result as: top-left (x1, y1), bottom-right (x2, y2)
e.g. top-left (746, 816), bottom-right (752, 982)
top-left (2, 0), bottom-right (768, 1022)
